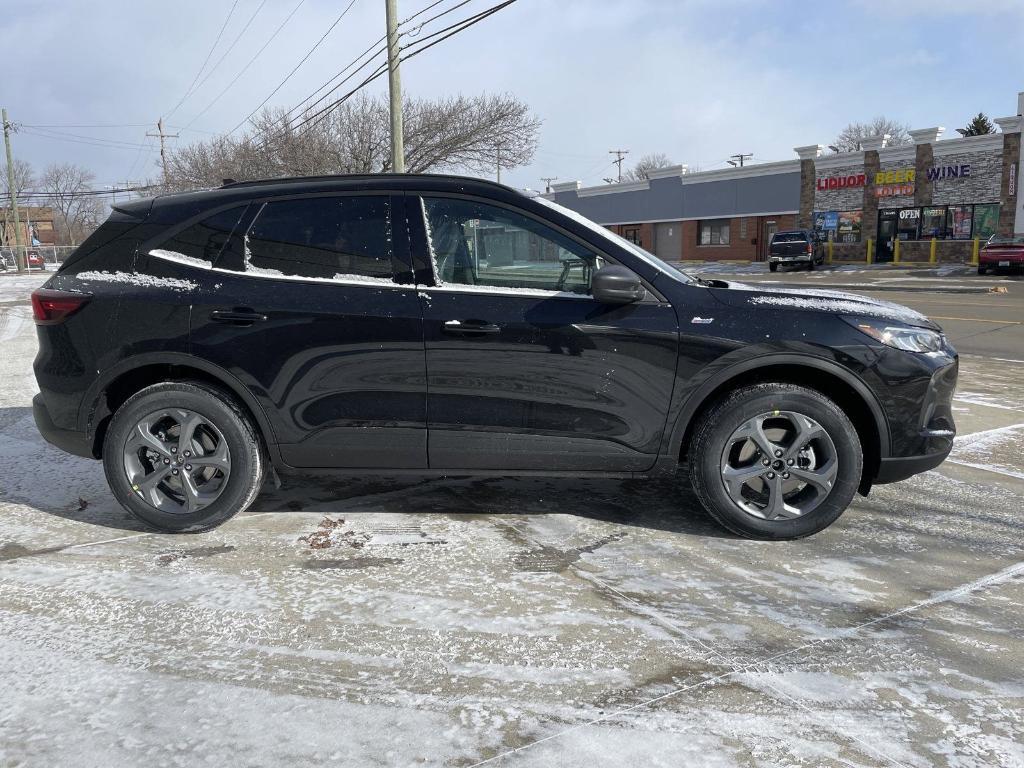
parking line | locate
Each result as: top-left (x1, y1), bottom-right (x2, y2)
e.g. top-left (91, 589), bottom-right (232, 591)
top-left (929, 315), bottom-right (1022, 324)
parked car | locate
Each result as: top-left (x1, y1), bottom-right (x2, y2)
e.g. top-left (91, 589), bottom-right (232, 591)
top-left (27, 251), bottom-right (45, 270)
top-left (978, 233), bottom-right (1024, 274)
top-left (31, 175), bottom-right (958, 539)
top-left (768, 229), bottom-right (825, 272)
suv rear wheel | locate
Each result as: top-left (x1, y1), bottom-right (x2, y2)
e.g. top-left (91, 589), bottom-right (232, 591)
top-left (688, 383), bottom-right (862, 539)
top-left (102, 381), bottom-right (266, 532)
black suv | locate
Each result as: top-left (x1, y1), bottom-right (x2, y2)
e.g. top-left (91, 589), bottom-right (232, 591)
top-left (768, 229), bottom-right (825, 271)
top-left (31, 175), bottom-right (958, 539)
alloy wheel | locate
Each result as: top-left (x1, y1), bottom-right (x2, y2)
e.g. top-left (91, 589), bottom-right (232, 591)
top-left (122, 408), bottom-right (231, 514)
top-left (719, 410), bottom-right (838, 521)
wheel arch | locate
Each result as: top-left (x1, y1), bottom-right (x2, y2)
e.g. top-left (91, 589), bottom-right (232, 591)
top-left (83, 353), bottom-right (279, 462)
top-left (669, 355), bottom-right (889, 492)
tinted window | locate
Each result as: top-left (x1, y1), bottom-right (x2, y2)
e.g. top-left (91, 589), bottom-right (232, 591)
top-left (245, 196), bottom-right (392, 280)
top-left (158, 206), bottom-right (248, 266)
top-left (422, 197), bottom-right (601, 293)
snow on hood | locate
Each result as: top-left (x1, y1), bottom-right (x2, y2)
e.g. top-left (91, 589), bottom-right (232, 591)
top-left (713, 281), bottom-right (935, 328)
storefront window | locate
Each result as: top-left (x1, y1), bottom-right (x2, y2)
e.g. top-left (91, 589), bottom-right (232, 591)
top-left (947, 206), bottom-right (973, 240)
top-left (897, 208), bottom-right (920, 241)
top-left (973, 204), bottom-right (1000, 240)
top-left (699, 219), bottom-right (730, 245)
top-left (920, 206), bottom-right (947, 239)
top-left (836, 210), bottom-right (862, 243)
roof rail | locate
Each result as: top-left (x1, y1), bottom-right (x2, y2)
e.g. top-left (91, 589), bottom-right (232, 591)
top-left (218, 172), bottom-right (513, 190)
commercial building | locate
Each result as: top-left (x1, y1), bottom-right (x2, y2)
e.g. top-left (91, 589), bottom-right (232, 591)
top-left (1, 206), bottom-right (57, 248)
top-left (546, 92), bottom-right (1024, 264)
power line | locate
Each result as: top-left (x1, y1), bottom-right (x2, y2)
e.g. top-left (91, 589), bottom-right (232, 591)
top-left (164, 0), bottom-right (241, 121)
top-left (299, 0), bottom-right (520, 135)
top-left (19, 128), bottom-right (160, 152)
top-left (227, 0), bottom-right (361, 135)
top-left (253, 0), bottom-right (518, 153)
top-left (182, 0), bottom-right (307, 131)
top-left (20, 122), bottom-right (152, 129)
top-left (188, 0), bottom-right (269, 99)
top-left (264, 0), bottom-right (471, 135)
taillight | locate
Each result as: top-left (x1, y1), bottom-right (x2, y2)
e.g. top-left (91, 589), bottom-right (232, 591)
top-left (31, 289), bottom-right (90, 325)
top-left (806, 242), bottom-right (813, 254)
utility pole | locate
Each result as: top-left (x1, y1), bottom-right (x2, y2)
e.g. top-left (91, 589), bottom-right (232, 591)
top-left (3, 108), bottom-right (26, 273)
top-left (495, 143), bottom-right (502, 184)
top-left (384, 0), bottom-right (405, 173)
top-left (609, 149), bottom-right (629, 182)
top-left (540, 176), bottom-right (557, 193)
top-left (727, 153), bottom-right (753, 168)
top-left (147, 118), bottom-right (179, 188)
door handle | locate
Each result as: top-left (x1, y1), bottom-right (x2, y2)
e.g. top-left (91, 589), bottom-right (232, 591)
top-left (442, 319), bottom-right (501, 336)
top-left (210, 309), bottom-right (268, 326)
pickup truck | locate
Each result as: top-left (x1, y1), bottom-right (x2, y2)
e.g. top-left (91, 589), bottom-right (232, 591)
top-left (768, 229), bottom-right (825, 272)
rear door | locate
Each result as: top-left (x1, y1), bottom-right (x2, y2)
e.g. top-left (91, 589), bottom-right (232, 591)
top-left (143, 192), bottom-right (427, 469)
top-left (410, 194), bottom-right (679, 472)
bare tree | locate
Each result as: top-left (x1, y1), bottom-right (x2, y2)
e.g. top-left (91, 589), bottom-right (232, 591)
top-left (623, 153), bottom-right (674, 182)
top-left (39, 163), bottom-right (104, 246)
top-left (833, 117), bottom-right (911, 152)
top-left (165, 93), bottom-right (541, 191)
top-left (1, 158), bottom-right (35, 201)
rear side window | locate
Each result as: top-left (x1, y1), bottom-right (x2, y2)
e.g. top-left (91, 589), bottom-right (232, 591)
top-left (245, 196), bottom-right (393, 280)
top-left (154, 206), bottom-right (248, 267)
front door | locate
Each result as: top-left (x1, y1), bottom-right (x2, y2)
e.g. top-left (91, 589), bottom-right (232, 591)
top-left (147, 192), bottom-right (428, 469)
top-left (877, 209), bottom-right (898, 263)
top-left (758, 220), bottom-right (778, 261)
top-left (409, 195), bottom-right (679, 472)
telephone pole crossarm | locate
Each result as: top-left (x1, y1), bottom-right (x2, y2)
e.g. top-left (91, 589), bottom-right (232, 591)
top-left (609, 149), bottom-right (630, 182)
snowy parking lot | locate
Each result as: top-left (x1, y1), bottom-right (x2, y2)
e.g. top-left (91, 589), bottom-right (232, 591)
top-left (1, 270), bottom-right (1022, 767)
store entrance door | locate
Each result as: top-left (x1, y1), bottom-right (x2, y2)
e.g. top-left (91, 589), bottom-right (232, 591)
top-left (757, 219), bottom-right (777, 261)
top-left (876, 209), bottom-right (898, 263)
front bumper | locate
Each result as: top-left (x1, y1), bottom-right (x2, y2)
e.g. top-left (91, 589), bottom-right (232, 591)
top-left (33, 393), bottom-right (94, 459)
top-left (875, 448), bottom-right (951, 483)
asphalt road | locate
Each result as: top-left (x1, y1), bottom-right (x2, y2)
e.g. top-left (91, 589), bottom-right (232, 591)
top-left (1, 269), bottom-right (1022, 767)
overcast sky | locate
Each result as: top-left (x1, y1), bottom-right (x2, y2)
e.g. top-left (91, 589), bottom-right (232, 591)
top-left (3, 0), bottom-right (1023, 194)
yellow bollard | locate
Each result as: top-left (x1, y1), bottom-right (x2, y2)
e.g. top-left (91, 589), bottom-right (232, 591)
top-left (930, 237), bottom-right (937, 264)
top-left (828, 238), bottom-right (834, 264)
top-left (971, 238), bottom-right (980, 265)
top-left (893, 238), bottom-right (901, 265)
top-left (865, 238), bottom-right (873, 265)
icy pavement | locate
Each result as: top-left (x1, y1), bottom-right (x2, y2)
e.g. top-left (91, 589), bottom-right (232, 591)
top-left (1, 274), bottom-right (1023, 767)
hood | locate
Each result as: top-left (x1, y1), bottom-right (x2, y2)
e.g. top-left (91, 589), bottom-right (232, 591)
top-left (707, 280), bottom-right (939, 330)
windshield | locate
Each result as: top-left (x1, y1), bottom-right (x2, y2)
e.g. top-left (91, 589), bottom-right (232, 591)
top-left (533, 196), bottom-right (695, 283)
top-left (987, 234), bottom-right (1024, 246)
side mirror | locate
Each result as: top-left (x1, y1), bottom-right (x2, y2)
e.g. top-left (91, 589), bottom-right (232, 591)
top-left (591, 265), bottom-right (646, 304)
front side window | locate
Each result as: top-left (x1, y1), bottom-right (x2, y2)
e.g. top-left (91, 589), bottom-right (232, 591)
top-left (699, 219), bottom-right (730, 245)
top-left (422, 197), bottom-right (601, 294)
top-left (245, 196), bottom-right (393, 280)
top-left (155, 206), bottom-right (248, 266)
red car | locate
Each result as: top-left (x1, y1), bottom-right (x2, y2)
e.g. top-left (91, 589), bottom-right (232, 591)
top-left (26, 251), bottom-right (44, 270)
top-left (978, 234), bottom-right (1024, 274)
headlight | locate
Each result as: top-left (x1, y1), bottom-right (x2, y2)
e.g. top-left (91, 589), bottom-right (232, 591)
top-left (843, 316), bottom-right (944, 353)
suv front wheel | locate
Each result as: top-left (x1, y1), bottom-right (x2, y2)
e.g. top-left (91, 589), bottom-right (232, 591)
top-left (102, 381), bottom-right (266, 532)
top-left (688, 383), bottom-right (862, 539)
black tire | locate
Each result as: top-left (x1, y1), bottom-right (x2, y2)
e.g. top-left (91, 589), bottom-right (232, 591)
top-left (807, 260), bottom-right (815, 271)
top-left (103, 381), bottom-right (266, 532)
top-left (769, 263), bottom-right (778, 272)
top-left (688, 383), bottom-right (862, 540)
top-left (977, 266), bottom-right (987, 275)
